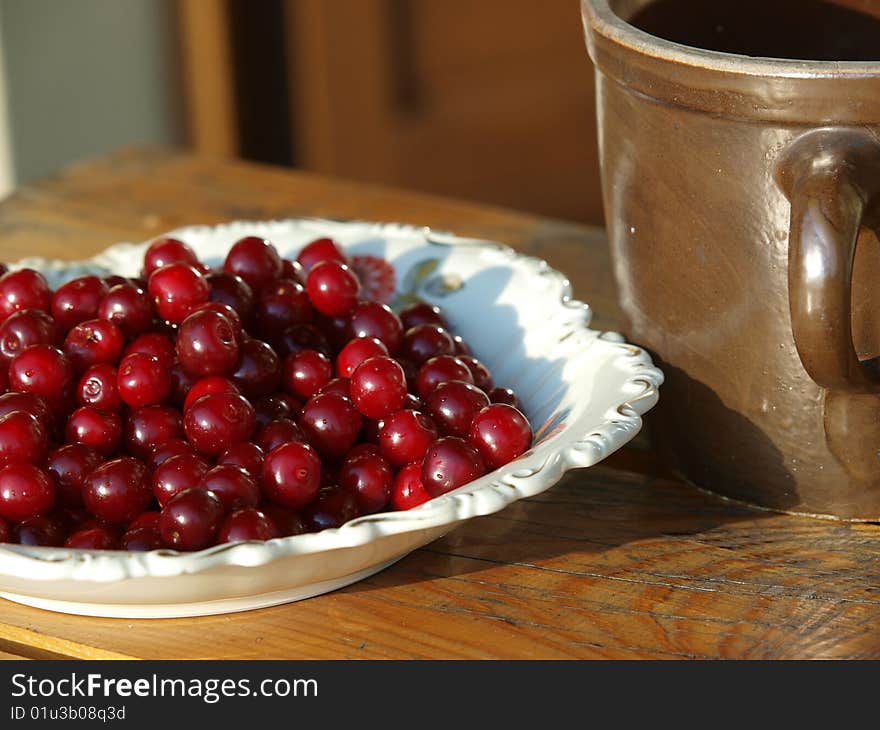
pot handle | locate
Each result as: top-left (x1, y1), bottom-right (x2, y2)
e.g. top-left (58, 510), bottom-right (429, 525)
top-left (776, 127), bottom-right (880, 393)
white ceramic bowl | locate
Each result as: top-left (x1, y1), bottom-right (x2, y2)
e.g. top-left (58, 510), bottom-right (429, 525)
top-left (0, 218), bottom-right (663, 618)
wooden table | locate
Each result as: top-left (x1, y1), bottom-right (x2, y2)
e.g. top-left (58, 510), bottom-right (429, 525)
top-left (1, 147), bottom-right (878, 660)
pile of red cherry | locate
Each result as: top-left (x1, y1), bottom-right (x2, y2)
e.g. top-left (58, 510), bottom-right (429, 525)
top-left (0, 235), bottom-right (532, 552)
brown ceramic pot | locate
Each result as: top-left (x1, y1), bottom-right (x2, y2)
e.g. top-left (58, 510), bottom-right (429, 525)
top-left (581, 0), bottom-right (880, 519)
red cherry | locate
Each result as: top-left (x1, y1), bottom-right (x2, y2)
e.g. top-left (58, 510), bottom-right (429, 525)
top-left (488, 386), bottom-right (520, 409)
top-left (0, 463), bottom-right (55, 521)
top-left (281, 258), bottom-right (306, 284)
top-left (8, 345), bottom-right (74, 406)
top-left (274, 323), bottom-right (331, 359)
top-left (46, 443), bottom-right (101, 507)
top-left (159, 488), bottom-right (225, 551)
top-left (459, 355), bottom-right (493, 392)
top-left (296, 237), bottom-right (349, 271)
top-left (349, 302), bottom-right (403, 353)
top-left (123, 332), bottom-right (175, 368)
top-left (124, 405), bottom-right (183, 459)
top-left (14, 513), bottom-right (66, 546)
top-left (0, 309), bottom-right (58, 363)
top-left (98, 283), bottom-right (154, 338)
top-left (302, 486), bottom-right (359, 531)
top-left (143, 237), bottom-right (200, 276)
top-left (0, 410), bottom-right (48, 468)
top-left (391, 462), bottom-right (432, 510)
top-left (400, 302), bottom-right (447, 330)
top-left (77, 363), bottom-right (123, 412)
top-left (282, 349), bottom-right (332, 400)
top-left (336, 337), bottom-right (388, 379)
top-left (260, 504), bottom-right (306, 537)
top-left (65, 526), bottom-right (119, 550)
top-left (0, 269), bottom-right (51, 320)
top-left (82, 456), bottom-right (152, 524)
top-left (199, 465), bottom-right (260, 511)
top-left (148, 263), bottom-right (210, 324)
top-left (425, 380), bottom-right (490, 438)
top-left (122, 526), bottom-right (163, 551)
top-left (339, 451), bottom-right (393, 514)
top-left (319, 377), bottom-right (351, 398)
top-left (63, 318), bottom-right (124, 372)
top-left (232, 338), bottom-right (281, 399)
top-left (256, 279), bottom-right (313, 336)
top-left (349, 356), bottom-right (407, 420)
top-left (469, 404), bottom-right (532, 469)
top-left (176, 309), bottom-right (239, 377)
top-left (184, 376), bottom-right (240, 412)
top-left (206, 272), bottom-right (255, 327)
top-left (255, 418), bottom-right (303, 453)
top-left (66, 406), bottom-right (122, 455)
top-left (146, 439), bottom-right (195, 471)
top-left (314, 313), bottom-right (353, 352)
top-left (253, 392), bottom-right (300, 428)
top-left (378, 409), bottom-right (439, 467)
top-left (117, 352), bottom-right (171, 407)
top-left (217, 442), bottom-right (264, 478)
top-left (297, 392), bottom-right (362, 460)
top-left (187, 301), bottom-right (243, 339)
top-left (129, 511), bottom-right (161, 530)
top-left (51, 275), bottom-right (109, 332)
top-left (420, 436), bottom-right (486, 497)
top-left (261, 441), bottom-right (321, 509)
top-left (152, 452), bottom-right (210, 507)
top-left (183, 392), bottom-right (256, 456)
top-left (416, 355), bottom-right (474, 399)
top-left (399, 324), bottom-right (456, 365)
top-left (223, 236), bottom-right (284, 290)
top-left (0, 392), bottom-right (53, 427)
top-left (218, 507), bottom-right (280, 543)
top-left (306, 261), bottom-right (360, 317)
top-left (0, 515), bottom-right (8, 542)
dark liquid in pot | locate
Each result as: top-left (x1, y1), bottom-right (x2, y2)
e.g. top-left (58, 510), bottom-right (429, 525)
top-left (629, 0), bottom-right (880, 61)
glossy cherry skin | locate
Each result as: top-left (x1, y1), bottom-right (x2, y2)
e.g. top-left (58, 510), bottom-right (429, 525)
top-left (425, 380), bottom-right (490, 438)
top-left (302, 486), bottom-right (359, 532)
top-left (349, 302), bottom-right (403, 353)
top-left (82, 457), bottom-right (151, 524)
top-left (350, 356), bottom-right (407, 420)
top-left (420, 436), bottom-right (486, 497)
top-left (143, 237), bottom-right (200, 276)
top-left (146, 439), bottom-right (196, 471)
top-left (152, 453), bottom-right (210, 507)
top-left (260, 504), bottom-right (306, 537)
top-left (253, 392), bottom-right (301, 429)
top-left (0, 410), bottom-right (48, 468)
top-left (0, 392), bottom-right (53, 428)
top-left (336, 337), bottom-right (387, 379)
top-left (51, 275), bottom-right (109, 332)
top-left (282, 349), bottom-right (332, 400)
top-left (122, 526), bottom-right (164, 551)
top-left (63, 318), bottom-right (125, 372)
top-left (176, 309), bottom-right (239, 377)
top-left (0, 463), bottom-right (55, 521)
top-left (452, 335), bottom-right (471, 356)
top-left (319, 377), bottom-right (351, 398)
top-left (296, 237), bottom-right (349, 271)
top-left (65, 526), bottom-right (119, 550)
top-left (123, 332), bottom-right (176, 368)
top-left (77, 363), bottom-right (123, 412)
top-left (306, 261), bottom-right (360, 317)
top-left (187, 301), bottom-right (243, 341)
top-left (8, 345), bottom-right (74, 406)
top-left (65, 407), bottom-right (122, 456)
top-left (117, 352), bottom-right (172, 407)
top-left (218, 507), bottom-right (280, 543)
top-left (223, 236), bottom-right (284, 291)
top-left (217, 442), bottom-right (264, 478)
top-left (399, 324), bottom-right (456, 365)
top-left (261, 441), bottom-right (321, 509)
top-left (468, 404), bottom-right (532, 469)
top-left (183, 392), bottom-right (256, 456)
top-left (98, 283), bottom-right (154, 338)
top-left (458, 356), bottom-right (493, 392)
top-left (314, 313), bottom-right (353, 352)
top-left (0, 309), bottom-right (58, 363)
top-left (124, 405), bottom-right (184, 459)
top-left (232, 338), bottom-right (281, 399)
top-left (184, 376), bottom-right (240, 412)
top-left (255, 418), bottom-right (304, 453)
top-left (0, 515), bottom-right (8, 542)
top-left (274, 323), bottom-right (331, 359)
top-left (13, 514), bottom-right (66, 546)
top-left (297, 392), bottom-right (363, 460)
top-left (159, 488), bottom-right (225, 551)
top-left (391, 461), bottom-right (432, 510)
top-left (0, 269), bottom-right (51, 320)
top-left (378, 409), bottom-right (439, 467)
top-left (46, 443), bottom-right (101, 508)
top-left (416, 355), bottom-right (473, 399)
top-left (199, 465), bottom-right (260, 511)
top-left (339, 451), bottom-right (393, 513)
top-left (256, 279), bottom-right (313, 336)
top-left (148, 263), bottom-right (210, 325)
top-left (399, 302), bottom-right (447, 330)
top-left (488, 386), bottom-right (520, 409)
top-left (206, 271), bottom-right (255, 327)
top-left (282, 258), bottom-right (306, 284)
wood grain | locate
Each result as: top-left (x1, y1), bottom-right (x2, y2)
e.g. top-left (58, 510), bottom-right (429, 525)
top-left (0, 147), bottom-right (877, 659)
